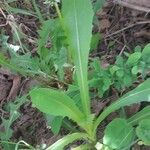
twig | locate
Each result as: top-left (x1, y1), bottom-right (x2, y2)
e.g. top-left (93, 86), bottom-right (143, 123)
top-left (119, 45), bottom-right (126, 56)
top-left (114, 0), bottom-right (150, 13)
top-left (105, 20), bottom-right (150, 38)
top-left (0, 8), bottom-right (7, 26)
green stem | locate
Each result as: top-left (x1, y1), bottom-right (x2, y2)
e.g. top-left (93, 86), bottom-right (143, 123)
top-left (54, 2), bottom-right (62, 19)
top-left (15, 140), bottom-right (35, 150)
top-left (1, 140), bottom-right (24, 146)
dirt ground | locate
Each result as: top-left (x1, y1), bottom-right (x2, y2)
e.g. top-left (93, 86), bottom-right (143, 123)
top-left (0, 0), bottom-right (150, 149)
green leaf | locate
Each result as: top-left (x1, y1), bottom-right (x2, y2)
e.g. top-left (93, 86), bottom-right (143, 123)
top-left (116, 69), bottom-right (124, 77)
top-left (46, 133), bottom-right (88, 150)
top-left (54, 47), bottom-right (67, 80)
top-left (103, 118), bottom-right (134, 149)
top-left (8, 6), bottom-right (36, 17)
top-left (131, 66), bottom-right (139, 75)
top-left (66, 85), bottom-right (81, 109)
top-left (110, 65), bottom-right (120, 75)
top-left (46, 115), bottom-right (63, 135)
top-left (142, 43), bottom-right (150, 56)
top-left (1, 141), bottom-right (15, 150)
top-left (142, 43), bottom-right (150, 62)
top-left (0, 53), bottom-right (25, 74)
top-left (126, 52), bottom-right (142, 66)
top-left (93, 0), bottom-right (105, 13)
top-left (30, 88), bottom-right (85, 126)
top-left (115, 56), bottom-right (124, 67)
top-left (10, 53), bottom-right (40, 73)
top-left (90, 33), bottom-right (101, 51)
top-left (0, 96), bottom-right (27, 150)
top-left (37, 19), bottom-right (54, 56)
top-left (94, 79), bottom-right (150, 132)
top-left (62, 0), bottom-right (94, 116)
top-left (128, 106), bottom-right (150, 126)
top-left (134, 45), bottom-right (142, 52)
top-left (123, 75), bottom-right (132, 87)
top-left (136, 119), bottom-right (150, 145)
top-left (92, 59), bottom-right (101, 72)
top-left (50, 117), bottom-right (63, 135)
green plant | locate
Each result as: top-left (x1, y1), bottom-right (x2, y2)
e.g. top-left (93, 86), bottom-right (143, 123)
top-left (0, 0), bottom-right (68, 82)
top-left (0, 18), bottom-right (68, 82)
top-left (0, 96), bottom-right (27, 150)
top-left (0, 1), bottom-right (71, 137)
top-left (29, 0), bottom-right (150, 149)
top-left (89, 43), bottom-right (150, 98)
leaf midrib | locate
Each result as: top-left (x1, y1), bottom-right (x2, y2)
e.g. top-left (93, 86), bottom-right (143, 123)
top-left (73, 0), bottom-right (88, 115)
top-left (128, 111), bottom-right (150, 125)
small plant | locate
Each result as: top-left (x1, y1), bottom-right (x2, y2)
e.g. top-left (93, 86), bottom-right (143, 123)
top-left (89, 43), bottom-right (150, 98)
top-left (0, 96), bottom-right (27, 150)
top-left (0, 19), bottom-right (68, 82)
top-left (29, 0), bottom-right (150, 149)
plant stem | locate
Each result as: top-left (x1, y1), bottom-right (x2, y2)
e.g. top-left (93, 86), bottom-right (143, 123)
top-left (54, 2), bottom-right (62, 19)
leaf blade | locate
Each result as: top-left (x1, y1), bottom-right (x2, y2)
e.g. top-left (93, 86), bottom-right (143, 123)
top-left (128, 106), bottom-right (150, 126)
top-left (103, 118), bottom-right (134, 149)
top-left (136, 119), bottom-right (150, 145)
top-left (30, 88), bottom-right (85, 125)
top-left (94, 79), bottom-right (150, 132)
top-left (62, 0), bottom-right (94, 116)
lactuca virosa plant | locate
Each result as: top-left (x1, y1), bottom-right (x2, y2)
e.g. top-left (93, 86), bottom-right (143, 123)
top-left (30, 0), bottom-right (150, 149)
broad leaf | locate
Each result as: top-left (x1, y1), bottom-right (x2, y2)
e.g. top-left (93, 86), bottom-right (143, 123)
top-left (62, 0), bottom-right (94, 116)
top-left (103, 118), bottom-right (134, 149)
top-left (142, 43), bottom-right (150, 61)
top-left (126, 52), bottom-right (142, 66)
top-left (136, 119), bottom-right (150, 145)
top-left (128, 106), bottom-right (150, 126)
top-left (30, 88), bottom-right (85, 125)
top-left (46, 115), bottom-right (63, 135)
top-left (0, 53), bottom-right (26, 75)
top-left (46, 133), bottom-right (88, 150)
top-left (94, 79), bottom-right (150, 132)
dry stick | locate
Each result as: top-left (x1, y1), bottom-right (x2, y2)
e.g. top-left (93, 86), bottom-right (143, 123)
top-left (114, 0), bottom-right (150, 13)
top-left (0, 8), bottom-right (7, 27)
top-left (0, 8), bottom-right (6, 18)
top-left (119, 45), bottom-right (126, 56)
top-left (105, 20), bottom-right (150, 38)
top-left (108, 36), bottom-right (131, 51)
